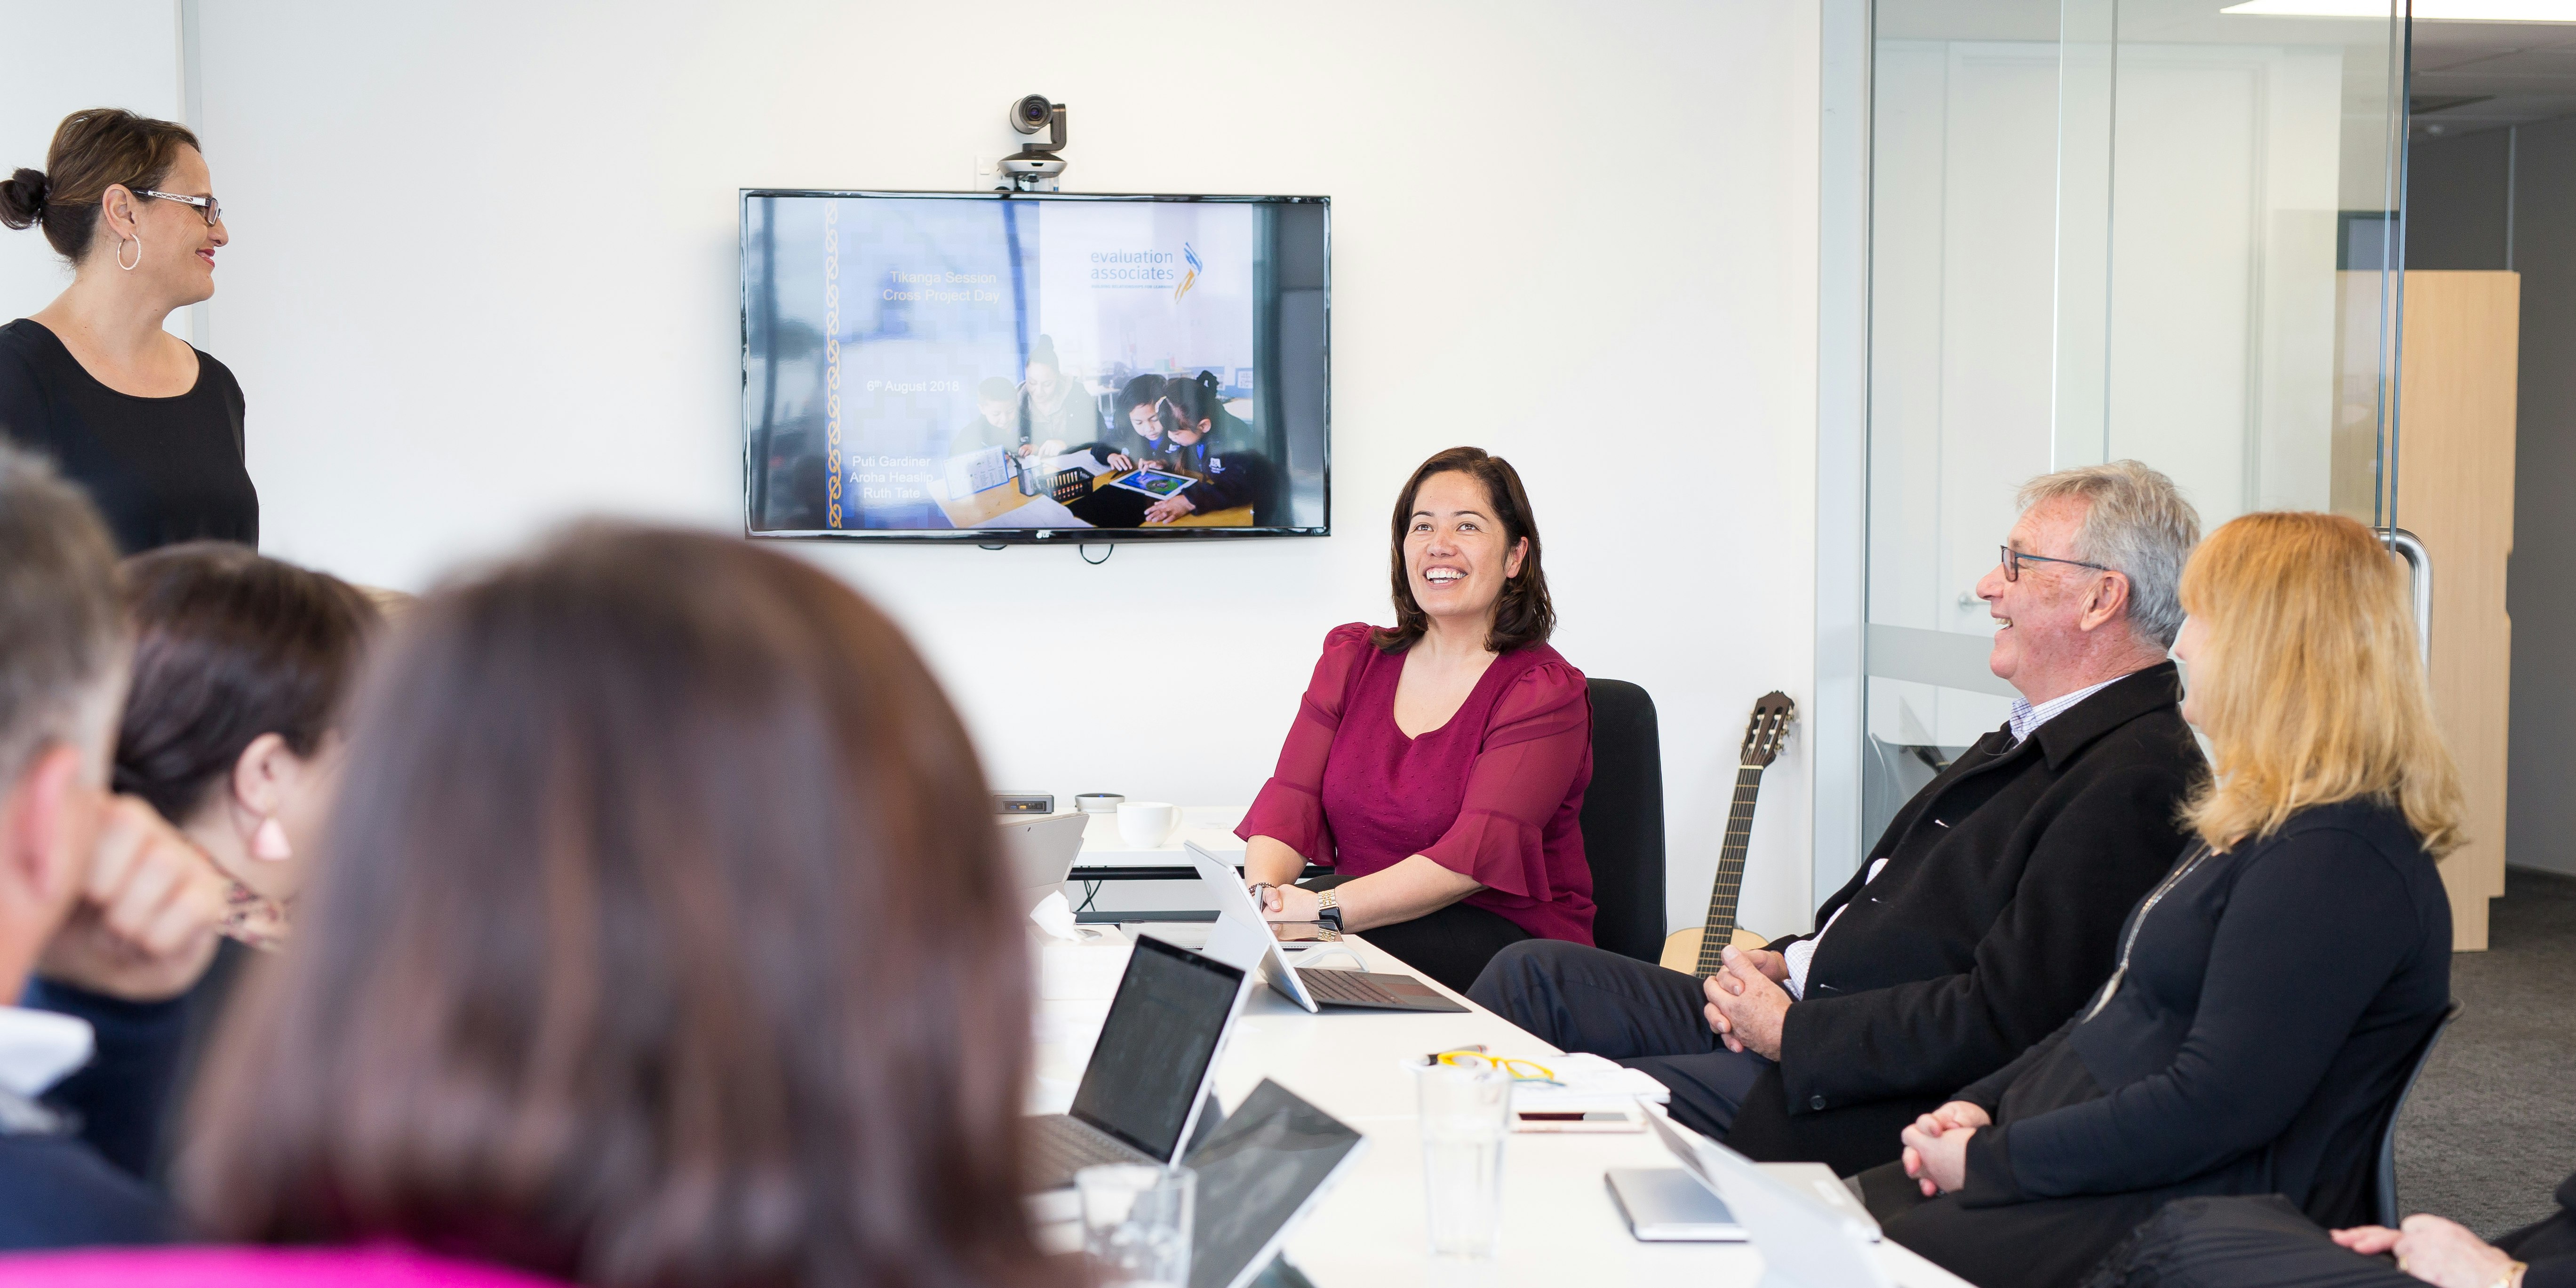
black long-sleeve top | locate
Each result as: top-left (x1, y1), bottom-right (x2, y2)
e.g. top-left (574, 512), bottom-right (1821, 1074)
top-left (0, 319), bottom-right (255, 554)
top-left (1953, 798), bottom-right (2451, 1227)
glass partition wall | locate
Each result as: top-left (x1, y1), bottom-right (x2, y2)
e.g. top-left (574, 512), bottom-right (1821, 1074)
top-left (1857, 0), bottom-right (2409, 860)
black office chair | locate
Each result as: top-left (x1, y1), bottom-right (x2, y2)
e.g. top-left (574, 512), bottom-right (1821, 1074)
top-left (2370, 998), bottom-right (2465, 1227)
top-left (1579, 679), bottom-right (1667, 966)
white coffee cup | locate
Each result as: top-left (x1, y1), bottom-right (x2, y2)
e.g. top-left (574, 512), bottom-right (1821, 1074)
top-left (1117, 801), bottom-right (1180, 850)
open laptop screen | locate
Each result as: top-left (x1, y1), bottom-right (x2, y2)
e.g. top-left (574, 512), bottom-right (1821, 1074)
top-left (1184, 1079), bottom-right (1365, 1288)
top-left (1071, 936), bottom-right (1244, 1161)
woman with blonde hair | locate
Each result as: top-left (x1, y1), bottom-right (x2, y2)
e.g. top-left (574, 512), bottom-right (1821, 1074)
top-left (1851, 510), bottom-right (2461, 1288)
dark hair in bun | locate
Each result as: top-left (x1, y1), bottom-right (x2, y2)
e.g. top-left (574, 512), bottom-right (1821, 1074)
top-left (0, 168), bottom-right (51, 230)
top-left (1, 108), bottom-right (200, 262)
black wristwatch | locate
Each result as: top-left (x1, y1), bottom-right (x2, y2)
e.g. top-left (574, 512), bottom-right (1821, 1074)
top-left (1315, 888), bottom-right (1343, 932)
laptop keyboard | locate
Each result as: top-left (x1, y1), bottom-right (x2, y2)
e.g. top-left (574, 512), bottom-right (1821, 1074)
top-left (1030, 1113), bottom-right (1154, 1185)
top-left (1300, 967), bottom-right (1406, 1006)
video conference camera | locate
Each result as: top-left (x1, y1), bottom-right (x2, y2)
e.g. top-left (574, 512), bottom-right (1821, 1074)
top-left (1000, 94), bottom-right (1068, 192)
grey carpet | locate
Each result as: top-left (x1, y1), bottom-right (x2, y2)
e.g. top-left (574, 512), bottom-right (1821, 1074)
top-left (2392, 865), bottom-right (2576, 1237)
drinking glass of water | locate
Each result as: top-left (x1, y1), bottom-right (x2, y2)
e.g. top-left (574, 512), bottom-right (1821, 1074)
top-left (1077, 1162), bottom-right (1195, 1288)
top-left (1415, 1059), bottom-right (1512, 1259)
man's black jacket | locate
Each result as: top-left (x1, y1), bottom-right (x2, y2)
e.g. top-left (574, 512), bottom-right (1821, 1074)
top-left (1723, 662), bottom-right (2204, 1176)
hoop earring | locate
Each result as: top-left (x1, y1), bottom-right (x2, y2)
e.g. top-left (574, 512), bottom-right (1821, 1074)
top-left (117, 235), bottom-right (141, 271)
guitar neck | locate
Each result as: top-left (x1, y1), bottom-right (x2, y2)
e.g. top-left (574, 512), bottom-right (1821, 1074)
top-left (1693, 763), bottom-right (1767, 977)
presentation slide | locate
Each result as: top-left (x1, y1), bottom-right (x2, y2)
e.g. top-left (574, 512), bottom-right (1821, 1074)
top-left (742, 193), bottom-right (1326, 537)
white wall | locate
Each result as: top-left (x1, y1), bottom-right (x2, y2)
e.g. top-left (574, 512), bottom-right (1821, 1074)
top-left (0, 1), bottom-right (186, 337)
top-left (177, 0), bottom-right (1822, 938)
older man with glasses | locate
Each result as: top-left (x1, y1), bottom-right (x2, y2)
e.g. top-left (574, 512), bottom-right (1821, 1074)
top-left (1471, 461), bottom-right (2209, 1177)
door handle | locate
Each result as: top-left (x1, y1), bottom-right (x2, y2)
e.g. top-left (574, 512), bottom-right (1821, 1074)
top-left (2384, 528), bottom-right (2431, 668)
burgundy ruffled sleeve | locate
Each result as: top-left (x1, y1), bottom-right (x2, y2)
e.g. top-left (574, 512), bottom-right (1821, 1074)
top-left (1235, 624), bottom-right (1374, 862)
top-left (1417, 662), bottom-right (1591, 902)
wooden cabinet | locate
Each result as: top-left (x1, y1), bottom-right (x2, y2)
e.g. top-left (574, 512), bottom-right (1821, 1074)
top-left (2394, 270), bottom-right (2520, 952)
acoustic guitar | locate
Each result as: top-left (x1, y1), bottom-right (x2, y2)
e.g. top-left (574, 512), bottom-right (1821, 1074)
top-left (1658, 691), bottom-right (1795, 975)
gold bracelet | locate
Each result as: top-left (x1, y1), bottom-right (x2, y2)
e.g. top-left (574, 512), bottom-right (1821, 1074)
top-left (2494, 1259), bottom-right (2528, 1288)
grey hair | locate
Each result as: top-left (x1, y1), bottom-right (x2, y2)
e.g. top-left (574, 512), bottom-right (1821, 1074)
top-left (0, 445), bottom-right (126, 784)
top-left (2017, 460), bottom-right (2201, 648)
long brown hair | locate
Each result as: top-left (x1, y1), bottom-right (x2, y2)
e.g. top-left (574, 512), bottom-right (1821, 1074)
top-left (0, 108), bottom-right (202, 262)
top-left (1373, 447), bottom-right (1555, 654)
top-left (2177, 511), bottom-right (2464, 855)
top-left (179, 525), bottom-right (1070, 1288)
top-left (114, 543), bottom-right (380, 824)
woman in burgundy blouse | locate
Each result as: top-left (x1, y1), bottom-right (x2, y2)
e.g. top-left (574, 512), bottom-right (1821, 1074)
top-left (1235, 447), bottom-right (1595, 992)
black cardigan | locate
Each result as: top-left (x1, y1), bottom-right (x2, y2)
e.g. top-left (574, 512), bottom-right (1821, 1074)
top-left (1724, 663), bottom-right (2205, 1174)
top-left (1954, 799), bottom-right (2451, 1226)
top-left (2503, 1171), bottom-right (2576, 1288)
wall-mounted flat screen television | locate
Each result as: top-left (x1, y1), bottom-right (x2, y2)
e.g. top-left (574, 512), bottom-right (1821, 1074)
top-left (741, 191), bottom-right (1329, 541)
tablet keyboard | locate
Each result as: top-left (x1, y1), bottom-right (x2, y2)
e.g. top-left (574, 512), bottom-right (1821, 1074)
top-left (1300, 967), bottom-right (1407, 1006)
top-left (1029, 1113), bottom-right (1155, 1187)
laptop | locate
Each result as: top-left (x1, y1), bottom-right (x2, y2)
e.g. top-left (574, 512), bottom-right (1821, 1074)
top-left (1184, 843), bottom-right (1466, 1014)
top-left (999, 811), bottom-right (1089, 913)
top-left (1181, 1079), bottom-right (1368, 1288)
top-left (1642, 1107), bottom-right (1896, 1288)
top-left (1604, 1166), bottom-right (1747, 1240)
top-left (1024, 935), bottom-right (1247, 1193)
top-left (1607, 1117), bottom-right (1866, 1241)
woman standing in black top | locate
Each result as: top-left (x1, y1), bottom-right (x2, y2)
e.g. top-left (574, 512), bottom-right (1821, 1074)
top-left (1861, 511), bottom-right (2465, 1288)
top-left (0, 109), bottom-right (254, 553)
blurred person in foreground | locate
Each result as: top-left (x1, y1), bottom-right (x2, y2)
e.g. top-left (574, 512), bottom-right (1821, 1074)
top-left (2, 524), bottom-right (1076, 1288)
top-left (0, 446), bottom-right (228, 1248)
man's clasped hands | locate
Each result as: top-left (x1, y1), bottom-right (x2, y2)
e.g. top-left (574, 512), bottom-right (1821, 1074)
top-left (1700, 942), bottom-right (1981, 1197)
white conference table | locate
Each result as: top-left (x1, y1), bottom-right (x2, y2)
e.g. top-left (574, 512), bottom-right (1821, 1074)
top-left (1033, 922), bottom-right (1971, 1288)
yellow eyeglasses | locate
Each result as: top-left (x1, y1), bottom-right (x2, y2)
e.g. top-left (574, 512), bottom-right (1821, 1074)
top-left (1428, 1048), bottom-right (1562, 1085)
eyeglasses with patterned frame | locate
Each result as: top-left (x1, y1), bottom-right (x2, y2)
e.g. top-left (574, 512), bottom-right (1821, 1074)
top-left (136, 190), bottom-right (223, 226)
